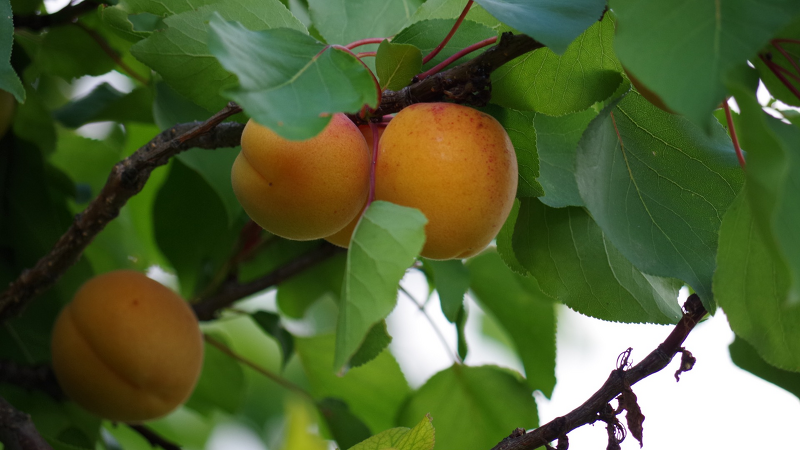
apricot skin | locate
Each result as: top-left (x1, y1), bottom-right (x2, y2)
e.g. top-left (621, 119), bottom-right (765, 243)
top-left (232, 114), bottom-right (370, 240)
top-left (51, 271), bottom-right (204, 422)
top-left (375, 103), bottom-right (518, 260)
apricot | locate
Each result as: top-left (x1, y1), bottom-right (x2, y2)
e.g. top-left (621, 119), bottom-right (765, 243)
top-left (324, 124), bottom-right (382, 248)
top-left (51, 271), bottom-right (204, 422)
top-left (375, 103), bottom-right (518, 260)
top-left (232, 114), bottom-right (371, 240)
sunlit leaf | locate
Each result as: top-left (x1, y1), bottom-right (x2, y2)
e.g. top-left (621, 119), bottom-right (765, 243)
top-left (376, 40), bottom-right (422, 91)
top-left (350, 415), bottom-right (434, 450)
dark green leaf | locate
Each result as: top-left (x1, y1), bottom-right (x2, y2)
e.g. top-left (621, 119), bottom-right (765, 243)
top-left (753, 17), bottom-right (800, 108)
top-left (612, 0), bottom-right (800, 127)
top-left (13, 86), bottom-right (56, 154)
top-left (481, 105), bottom-right (543, 197)
top-left (411, 0), bottom-right (501, 29)
top-left (334, 201), bottom-right (426, 370)
top-left (423, 259), bottom-right (470, 323)
top-left (514, 199), bottom-right (683, 324)
top-left (176, 147), bottom-right (241, 226)
top-left (714, 188), bottom-right (800, 372)
top-left (535, 108), bottom-right (598, 208)
top-left (276, 250), bottom-right (346, 318)
top-left (1, 0), bottom-right (24, 102)
top-left (54, 84), bottom-right (153, 128)
top-left (35, 25), bottom-right (116, 81)
top-left (376, 40), bottom-right (422, 91)
top-left (575, 92), bottom-right (745, 312)
top-left (455, 306), bottom-right (468, 361)
top-left (491, 15), bottom-right (622, 115)
top-left (131, 0), bottom-right (306, 113)
top-left (348, 320), bottom-right (392, 368)
top-left (392, 19), bottom-right (496, 70)
top-left (307, 0), bottom-right (423, 45)
top-left (185, 332), bottom-right (246, 415)
top-left (251, 311), bottom-right (294, 369)
top-left (296, 334), bottom-right (411, 433)
top-left (730, 335), bottom-right (800, 400)
top-left (397, 365), bottom-right (537, 450)
top-left (152, 81), bottom-right (214, 130)
top-left (468, 250), bottom-right (556, 395)
top-left (317, 398), bottom-right (373, 450)
top-left (208, 17), bottom-right (377, 140)
top-left (495, 199), bottom-right (528, 275)
top-left (474, 0), bottom-right (606, 54)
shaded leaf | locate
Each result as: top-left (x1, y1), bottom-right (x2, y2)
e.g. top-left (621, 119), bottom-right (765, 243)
top-left (468, 250), bottom-right (556, 396)
top-left (423, 259), bottom-right (470, 323)
top-left (185, 332), bottom-right (246, 415)
top-left (152, 81), bottom-right (213, 130)
top-left (481, 105), bottom-right (543, 197)
top-left (348, 320), bottom-right (392, 369)
top-left (208, 17), bottom-right (376, 140)
top-left (317, 398), bottom-right (372, 450)
top-left (251, 311), bottom-right (294, 369)
top-left (175, 147), bottom-right (241, 226)
top-left (729, 335), bottom-right (800, 400)
top-left (308, 0), bottom-right (423, 45)
top-left (1, 0), bottom-right (24, 102)
top-left (411, 0), bottom-right (500, 29)
top-left (392, 19), bottom-right (496, 70)
top-left (575, 92), bottom-right (745, 312)
top-left (54, 84), bottom-right (153, 128)
top-left (612, 0), bottom-right (800, 127)
top-left (753, 17), bottom-right (800, 108)
top-left (335, 201), bottom-right (426, 370)
top-left (397, 365), bottom-right (537, 450)
top-left (376, 40), bottom-right (422, 91)
top-left (513, 199), bottom-right (683, 324)
top-left (491, 15), bottom-right (622, 116)
top-left (495, 199), bottom-right (528, 275)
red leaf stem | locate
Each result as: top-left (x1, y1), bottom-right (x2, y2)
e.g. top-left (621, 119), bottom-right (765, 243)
top-left (345, 38), bottom-right (387, 50)
top-left (771, 41), bottom-right (800, 77)
top-left (760, 54), bottom-right (800, 103)
top-left (417, 36), bottom-right (498, 81)
top-left (722, 100), bottom-right (746, 170)
top-left (422, 0), bottom-right (473, 64)
top-left (357, 51), bottom-right (377, 58)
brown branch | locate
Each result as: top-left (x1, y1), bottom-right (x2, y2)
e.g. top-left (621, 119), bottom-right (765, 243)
top-left (126, 424), bottom-right (181, 450)
top-left (371, 32), bottom-right (544, 117)
top-left (13, 1), bottom-right (103, 31)
top-left (491, 294), bottom-right (708, 450)
top-left (73, 22), bottom-right (149, 85)
top-left (192, 242), bottom-right (344, 321)
top-left (0, 396), bottom-right (53, 450)
top-left (0, 361), bottom-right (62, 400)
top-left (0, 104), bottom-right (244, 325)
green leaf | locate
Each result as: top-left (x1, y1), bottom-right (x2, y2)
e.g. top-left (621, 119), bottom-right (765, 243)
top-left (208, 17), bottom-right (376, 141)
top-left (295, 334), bottom-right (411, 433)
top-left (467, 250), bottom-right (556, 396)
top-left (13, 86), bottom-right (56, 154)
top-left (251, 311), bottom-right (294, 369)
top-left (513, 199), bottom-right (683, 324)
top-left (175, 148), bottom-right (242, 226)
top-left (276, 251), bottom-right (346, 318)
top-left (411, 0), bottom-right (501, 29)
top-left (753, 17), bottom-right (800, 108)
top-left (423, 259), bottom-right (470, 323)
top-left (54, 84), bottom-right (154, 128)
top-left (392, 19), bottom-right (496, 70)
top-left (575, 92), bottom-right (745, 312)
top-left (1, 0), bottom-right (24, 102)
top-left (49, 131), bottom-right (122, 198)
top-left (474, 0), bottom-right (606, 54)
top-left (397, 365), bottom-right (537, 450)
top-left (334, 201), bottom-right (426, 370)
top-left (307, 0), bottom-right (423, 45)
top-left (281, 398), bottom-right (328, 450)
top-left (316, 398), bottom-right (372, 450)
top-left (730, 335), bottom-right (800, 400)
top-left (350, 415), bottom-right (434, 450)
top-left (348, 320), bottom-right (392, 369)
top-left (119, 0), bottom-right (220, 16)
top-left (612, 0), bottom-right (800, 127)
top-left (376, 40), bottom-right (422, 91)
top-left (728, 71), bottom-right (800, 305)
top-left (185, 332), bottom-right (246, 415)
top-left (495, 199), bottom-right (528, 275)
top-left (481, 105), bottom-right (543, 197)
top-left (152, 81), bottom-right (214, 130)
top-left (535, 108), bottom-right (598, 208)
top-left (153, 159), bottom-right (240, 297)
top-left (34, 25), bottom-right (116, 81)
top-left (714, 188), bottom-right (800, 372)
top-left (491, 15), bottom-right (622, 116)
top-left (131, 0), bottom-right (306, 113)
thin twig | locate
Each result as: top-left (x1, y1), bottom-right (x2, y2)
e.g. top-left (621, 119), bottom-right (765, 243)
top-left (126, 424), bottom-right (181, 450)
top-left (722, 101), bottom-right (745, 169)
top-left (0, 104), bottom-right (244, 325)
top-left (398, 286), bottom-right (462, 364)
top-left (73, 22), bottom-right (149, 85)
top-left (0, 396), bottom-right (53, 450)
top-left (204, 334), bottom-right (314, 402)
top-left (490, 294), bottom-right (707, 450)
top-left (418, 36), bottom-right (498, 81)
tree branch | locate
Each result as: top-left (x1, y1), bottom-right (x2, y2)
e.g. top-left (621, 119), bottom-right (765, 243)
top-left (0, 396), bottom-right (53, 450)
top-left (0, 361), bottom-right (62, 401)
top-left (13, 1), bottom-right (104, 31)
top-left (126, 424), bottom-right (181, 450)
top-left (0, 104), bottom-right (244, 325)
top-left (192, 242), bottom-right (344, 321)
top-left (490, 294), bottom-right (708, 450)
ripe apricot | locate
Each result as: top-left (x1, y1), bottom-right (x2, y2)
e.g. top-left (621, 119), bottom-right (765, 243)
top-left (324, 124), bottom-right (382, 248)
top-left (375, 103), bottom-right (518, 260)
top-left (232, 114), bottom-right (370, 240)
top-left (51, 271), bottom-right (204, 422)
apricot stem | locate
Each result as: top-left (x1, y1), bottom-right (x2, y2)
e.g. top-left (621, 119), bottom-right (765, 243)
top-left (367, 122), bottom-right (380, 206)
top-left (722, 100), bottom-right (746, 170)
top-left (203, 334), bottom-right (314, 401)
top-left (398, 286), bottom-right (462, 364)
top-left (422, 0), bottom-right (474, 64)
top-left (417, 36), bottom-right (498, 81)
top-left (345, 38), bottom-right (387, 50)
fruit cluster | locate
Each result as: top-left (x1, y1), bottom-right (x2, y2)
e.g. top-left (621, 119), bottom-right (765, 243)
top-left (231, 102), bottom-right (519, 260)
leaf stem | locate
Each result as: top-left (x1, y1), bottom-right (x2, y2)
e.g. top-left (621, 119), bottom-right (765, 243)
top-left (203, 334), bottom-right (314, 402)
top-left (398, 286), bottom-right (462, 364)
top-left (760, 54), bottom-right (800, 103)
top-left (770, 41), bottom-right (800, 78)
top-left (417, 36), bottom-right (498, 81)
top-left (332, 45), bottom-right (382, 115)
top-left (422, 0), bottom-right (474, 64)
top-left (345, 38), bottom-right (387, 50)
top-left (722, 100), bottom-right (746, 170)
top-left (356, 51), bottom-right (377, 58)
